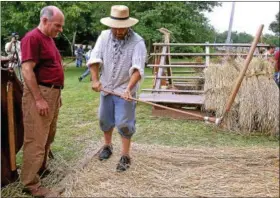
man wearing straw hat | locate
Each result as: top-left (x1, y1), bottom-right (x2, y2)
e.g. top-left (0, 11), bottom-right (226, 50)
top-left (87, 5), bottom-right (147, 172)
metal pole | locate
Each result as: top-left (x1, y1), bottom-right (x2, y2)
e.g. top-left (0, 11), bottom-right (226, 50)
top-left (226, 2), bottom-right (235, 44)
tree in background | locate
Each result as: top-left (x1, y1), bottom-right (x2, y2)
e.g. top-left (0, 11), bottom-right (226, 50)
top-left (1, 1), bottom-right (220, 55)
top-left (269, 12), bottom-right (279, 36)
top-left (262, 34), bottom-right (279, 47)
top-left (215, 31), bottom-right (253, 43)
top-left (129, 1), bottom-right (220, 53)
top-left (261, 11), bottom-right (279, 47)
top-left (1, 2), bottom-right (113, 55)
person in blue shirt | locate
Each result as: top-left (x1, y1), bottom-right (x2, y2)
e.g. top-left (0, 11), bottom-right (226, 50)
top-left (78, 45), bottom-right (94, 82)
top-left (75, 44), bottom-right (84, 67)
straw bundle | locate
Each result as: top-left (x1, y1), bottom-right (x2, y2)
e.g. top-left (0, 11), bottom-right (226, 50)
top-left (204, 57), bottom-right (279, 135)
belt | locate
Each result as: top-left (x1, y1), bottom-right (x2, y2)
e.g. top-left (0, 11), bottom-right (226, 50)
top-left (39, 82), bottom-right (64, 89)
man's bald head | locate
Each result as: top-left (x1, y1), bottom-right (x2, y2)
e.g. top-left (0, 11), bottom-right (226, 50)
top-left (38, 5), bottom-right (64, 38)
top-left (40, 6), bottom-right (64, 21)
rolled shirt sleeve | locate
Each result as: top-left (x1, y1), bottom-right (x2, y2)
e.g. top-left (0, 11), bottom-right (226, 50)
top-left (129, 40), bottom-right (147, 80)
top-left (87, 32), bottom-right (104, 67)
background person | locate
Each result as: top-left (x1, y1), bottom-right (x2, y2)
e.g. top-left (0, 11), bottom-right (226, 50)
top-left (264, 45), bottom-right (276, 63)
top-left (78, 44), bottom-right (94, 82)
top-left (75, 44), bottom-right (84, 67)
top-left (274, 49), bottom-right (280, 87)
top-left (5, 32), bottom-right (22, 60)
top-left (5, 32), bottom-right (22, 68)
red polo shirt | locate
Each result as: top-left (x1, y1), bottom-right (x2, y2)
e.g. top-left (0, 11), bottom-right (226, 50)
top-left (21, 28), bottom-right (64, 86)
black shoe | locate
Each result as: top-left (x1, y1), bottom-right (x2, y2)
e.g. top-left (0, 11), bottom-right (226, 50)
top-left (38, 168), bottom-right (51, 179)
top-left (116, 155), bottom-right (131, 172)
top-left (78, 77), bottom-right (82, 82)
top-left (98, 145), bottom-right (113, 161)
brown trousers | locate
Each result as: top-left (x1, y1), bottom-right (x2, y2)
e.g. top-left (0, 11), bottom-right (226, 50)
top-left (21, 85), bottom-right (61, 190)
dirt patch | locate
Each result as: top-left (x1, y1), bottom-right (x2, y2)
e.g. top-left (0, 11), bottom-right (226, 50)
top-left (61, 143), bottom-right (279, 197)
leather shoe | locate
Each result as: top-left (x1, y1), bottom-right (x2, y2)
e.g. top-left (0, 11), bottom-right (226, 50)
top-left (98, 145), bottom-right (113, 161)
top-left (38, 168), bottom-right (52, 178)
top-left (116, 155), bottom-right (131, 172)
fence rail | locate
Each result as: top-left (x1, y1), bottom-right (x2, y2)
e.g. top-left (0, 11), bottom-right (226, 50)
top-left (147, 64), bottom-right (206, 68)
top-left (151, 53), bottom-right (264, 56)
top-left (151, 42), bottom-right (270, 67)
top-left (153, 43), bottom-right (270, 47)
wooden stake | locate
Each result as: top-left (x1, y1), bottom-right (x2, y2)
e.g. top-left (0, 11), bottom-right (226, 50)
top-left (224, 25), bottom-right (264, 114)
top-left (7, 81), bottom-right (17, 171)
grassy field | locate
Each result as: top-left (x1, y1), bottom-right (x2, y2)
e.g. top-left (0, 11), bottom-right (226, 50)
top-left (2, 62), bottom-right (279, 197)
top-left (52, 63), bottom-right (279, 163)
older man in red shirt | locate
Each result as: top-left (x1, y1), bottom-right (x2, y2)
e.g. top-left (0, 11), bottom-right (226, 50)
top-left (20, 5), bottom-right (64, 197)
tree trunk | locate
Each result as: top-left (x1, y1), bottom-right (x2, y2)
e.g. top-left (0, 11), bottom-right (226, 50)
top-left (72, 31), bottom-right (77, 56)
top-left (62, 33), bottom-right (74, 56)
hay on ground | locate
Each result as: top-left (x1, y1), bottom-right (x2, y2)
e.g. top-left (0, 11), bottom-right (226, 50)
top-left (61, 142), bottom-right (279, 197)
top-left (0, 153), bottom-right (69, 197)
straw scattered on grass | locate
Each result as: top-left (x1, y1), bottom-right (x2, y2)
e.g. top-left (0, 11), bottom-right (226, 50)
top-left (61, 142), bottom-right (279, 197)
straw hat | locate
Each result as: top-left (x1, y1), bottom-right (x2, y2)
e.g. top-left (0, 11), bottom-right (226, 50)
top-left (100, 5), bottom-right (138, 28)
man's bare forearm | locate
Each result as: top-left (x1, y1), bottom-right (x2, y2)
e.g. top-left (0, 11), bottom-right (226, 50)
top-left (89, 63), bottom-right (100, 82)
top-left (127, 69), bottom-right (141, 91)
top-left (22, 63), bottom-right (42, 101)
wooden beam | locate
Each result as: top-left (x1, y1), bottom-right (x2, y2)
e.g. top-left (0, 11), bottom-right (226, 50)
top-left (155, 28), bottom-right (172, 89)
top-left (141, 89), bottom-right (204, 94)
top-left (7, 81), bottom-right (16, 172)
top-left (139, 93), bottom-right (205, 105)
top-left (154, 46), bottom-right (167, 89)
top-left (151, 52), bottom-right (262, 56)
top-left (173, 83), bottom-right (204, 86)
top-left (170, 62), bottom-right (204, 65)
top-left (223, 25), bottom-right (264, 121)
top-left (145, 76), bottom-right (204, 79)
top-left (172, 71), bottom-right (197, 74)
top-left (147, 64), bottom-right (206, 68)
top-left (153, 43), bottom-right (269, 47)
